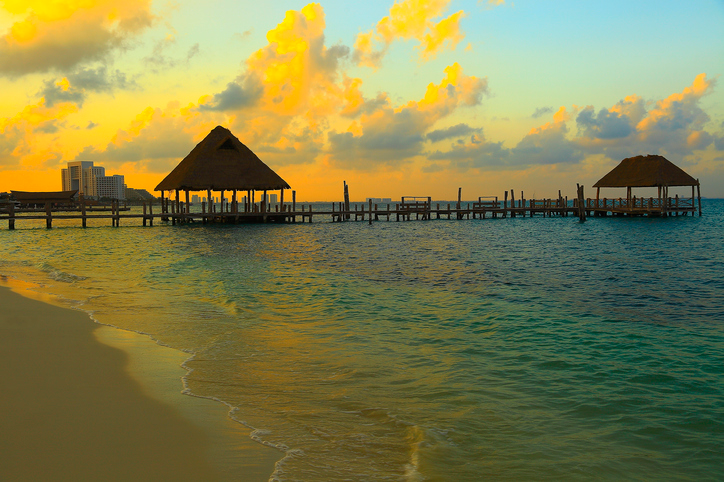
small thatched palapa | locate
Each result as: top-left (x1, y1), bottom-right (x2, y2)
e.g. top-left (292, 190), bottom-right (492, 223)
top-left (592, 154), bottom-right (701, 216)
top-left (594, 155), bottom-right (698, 188)
top-left (155, 126), bottom-right (290, 192)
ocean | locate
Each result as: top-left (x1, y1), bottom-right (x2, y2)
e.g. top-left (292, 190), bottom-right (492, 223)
top-left (1, 200), bottom-right (722, 481)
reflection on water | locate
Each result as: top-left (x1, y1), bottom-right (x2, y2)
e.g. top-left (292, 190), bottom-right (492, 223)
top-left (1, 201), bottom-right (723, 480)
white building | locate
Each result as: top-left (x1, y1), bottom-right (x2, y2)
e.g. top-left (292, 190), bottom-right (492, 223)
top-left (95, 175), bottom-right (126, 200)
top-left (61, 161), bottom-right (125, 200)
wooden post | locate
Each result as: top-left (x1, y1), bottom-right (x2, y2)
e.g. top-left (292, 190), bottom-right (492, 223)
top-left (263, 190), bottom-right (267, 213)
top-left (45, 202), bottom-right (52, 229)
top-left (344, 181), bottom-right (350, 220)
top-left (510, 189), bottom-right (516, 218)
top-left (81, 201), bottom-right (87, 228)
top-left (292, 191), bottom-right (296, 213)
top-left (280, 189), bottom-right (285, 212)
top-left (697, 181), bottom-right (702, 216)
top-left (185, 190), bottom-right (190, 223)
top-left (143, 202), bottom-right (147, 227)
top-left (161, 191), bottom-right (168, 221)
top-left (8, 202), bottom-right (15, 230)
top-left (577, 184), bottom-right (586, 222)
top-left (503, 191), bottom-right (508, 218)
top-left (369, 199), bottom-right (373, 225)
top-left (149, 201), bottom-right (154, 227)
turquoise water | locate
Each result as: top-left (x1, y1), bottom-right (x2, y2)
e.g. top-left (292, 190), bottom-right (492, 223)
top-left (1, 201), bottom-right (723, 480)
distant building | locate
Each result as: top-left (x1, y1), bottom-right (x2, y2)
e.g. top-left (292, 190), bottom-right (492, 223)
top-left (61, 161), bottom-right (94, 196)
top-left (366, 197), bottom-right (392, 203)
top-left (61, 161), bottom-right (125, 200)
top-left (95, 175), bottom-right (126, 200)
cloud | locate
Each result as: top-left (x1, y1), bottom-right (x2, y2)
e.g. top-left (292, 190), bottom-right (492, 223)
top-left (74, 103), bottom-right (205, 171)
top-left (0, 0), bottom-right (154, 77)
top-left (194, 3), bottom-right (350, 164)
top-left (143, 34), bottom-right (200, 73)
top-left (39, 66), bottom-right (133, 107)
top-left (198, 76), bottom-right (264, 112)
top-left (0, 98), bottom-right (78, 167)
top-left (428, 74), bottom-right (719, 171)
top-left (426, 123), bottom-right (482, 142)
top-left (532, 106), bottom-right (554, 118)
top-left (328, 63), bottom-right (488, 166)
top-left (574, 74), bottom-right (716, 159)
top-left (354, 0), bottom-right (466, 67)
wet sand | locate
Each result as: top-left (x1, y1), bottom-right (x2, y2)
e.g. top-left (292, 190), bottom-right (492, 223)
top-left (0, 284), bottom-right (280, 481)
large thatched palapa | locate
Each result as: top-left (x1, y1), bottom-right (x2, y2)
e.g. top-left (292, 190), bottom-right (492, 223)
top-left (592, 154), bottom-right (701, 215)
top-left (155, 126), bottom-right (290, 216)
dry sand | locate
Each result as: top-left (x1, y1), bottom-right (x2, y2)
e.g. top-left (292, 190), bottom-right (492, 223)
top-left (0, 283), bottom-right (280, 481)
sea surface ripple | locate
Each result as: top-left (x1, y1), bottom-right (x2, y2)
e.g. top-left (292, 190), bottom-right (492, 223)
top-left (1, 200), bottom-right (722, 481)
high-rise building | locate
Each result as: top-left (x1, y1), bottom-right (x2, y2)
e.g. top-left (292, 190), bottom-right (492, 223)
top-left (61, 161), bottom-right (125, 200)
top-left (61, 161), bottom-right (94, 196)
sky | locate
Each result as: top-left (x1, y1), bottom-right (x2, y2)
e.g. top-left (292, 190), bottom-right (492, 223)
top-left (1, 0), bottom-right (723, 200)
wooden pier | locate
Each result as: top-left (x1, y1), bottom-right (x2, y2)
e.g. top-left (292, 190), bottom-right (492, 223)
top-left (0, 190), bottom-right (701, 230)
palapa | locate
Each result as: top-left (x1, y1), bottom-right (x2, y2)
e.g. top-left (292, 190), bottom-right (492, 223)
top-left (594, 155), bottom-right (698, 188)
top-left (155, 126), bottom-right (290, 192)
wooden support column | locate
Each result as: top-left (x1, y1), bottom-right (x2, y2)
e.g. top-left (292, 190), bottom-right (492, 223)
top-left (81, 201), bottom-right (87, 228)
top-left (596, 187), bottom-right (600, 209)
top-left (292, 190), bottom-right (296, 213)
top-left (344, 181), bottom-right (350, 220)
top-left (280, 189), bottom-right (285, 212)
top-left (503, 191), bottom-right (508, 218)
top-left (185, 190), bottom-right (190, 223)
top-left (263, 190), bottom-right (267, 213)
top-left (577, 183), bottom-right (586, 222)
top-left (697, 181), bottom-right (702, 216)
top-left (510, 189), bottom-right (516, 218)
top-left (369, 199), bottom-right (373, 225)
top-left (161, 191), bottom-right (168, 221)
top-left (45, 202), bottom-right (52, 229)
top-left (8, 202), bottom-right (15, 230)
top-left (149, 201), bottom-right (154, 227)
top-left (143, 202), bottom-right (147, 227)
top-left (627, 186), bottom-right (632, 212)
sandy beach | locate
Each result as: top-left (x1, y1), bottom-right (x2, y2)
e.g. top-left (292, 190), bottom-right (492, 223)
top-left (0, 283), bottom-right (279, 481)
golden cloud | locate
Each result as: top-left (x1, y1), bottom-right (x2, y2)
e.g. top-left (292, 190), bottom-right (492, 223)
top-left (0, 0), bottom-right (154, 76)
top-left (354, 0), bottom-right (466, 67)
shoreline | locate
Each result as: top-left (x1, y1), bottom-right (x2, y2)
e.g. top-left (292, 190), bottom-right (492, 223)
top-left (0, 280), bottom-right (281, 481)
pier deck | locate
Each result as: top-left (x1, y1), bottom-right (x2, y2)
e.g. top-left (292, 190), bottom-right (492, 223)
top-left (0, 193), bottom-right (701, 230)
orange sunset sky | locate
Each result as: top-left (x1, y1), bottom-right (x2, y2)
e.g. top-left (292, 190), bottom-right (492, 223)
top-left (1, 0), bottom-right (723, 200)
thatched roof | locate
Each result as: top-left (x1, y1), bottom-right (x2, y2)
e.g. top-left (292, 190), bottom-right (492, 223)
top-left (155, 126), bottom-right (290, 192)
top-left (593, 155), bottom-right (699, 188)
top-left (11, 190), bottom-right (78, 203)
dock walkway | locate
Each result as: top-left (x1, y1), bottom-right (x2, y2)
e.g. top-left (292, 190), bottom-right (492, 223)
top-left (0, 192), bottom-right (701, 229)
